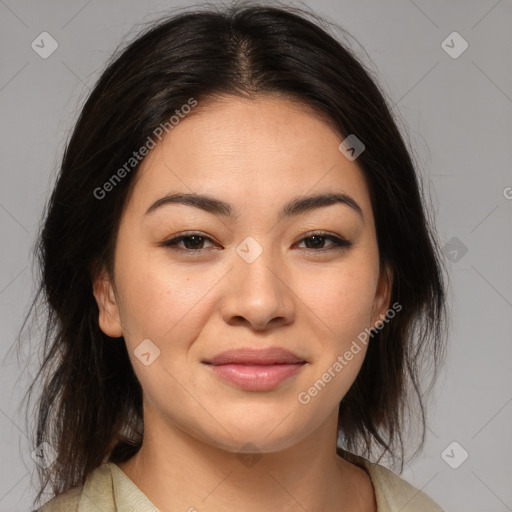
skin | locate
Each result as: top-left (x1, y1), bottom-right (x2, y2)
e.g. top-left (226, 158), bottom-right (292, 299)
top-left (93, 94), bottom-right (392, 512)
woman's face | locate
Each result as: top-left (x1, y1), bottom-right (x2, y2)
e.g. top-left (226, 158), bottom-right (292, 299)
top-left (94, 94), bottom-right (391, 453)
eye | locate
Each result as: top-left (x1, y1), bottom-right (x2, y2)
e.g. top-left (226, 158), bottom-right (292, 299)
top-left (160, 231), bottom-right (352, 254)
top-left (295, 232), bottom-right (352, 251)
top-left (161, 232), bottom-right (216, 252)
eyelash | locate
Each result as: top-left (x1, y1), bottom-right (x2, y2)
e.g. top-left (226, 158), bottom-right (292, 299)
top-left (160, 231), bottom-right (352, 255)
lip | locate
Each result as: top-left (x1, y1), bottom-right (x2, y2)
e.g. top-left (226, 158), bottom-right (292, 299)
top-left (203, 347), bottom-right (307, 391)
top-left (204, 347), bottom-right (305, 365)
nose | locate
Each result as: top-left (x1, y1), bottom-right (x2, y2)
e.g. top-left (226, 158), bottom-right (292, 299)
top-left (220, 246), bottom-right (296, 331)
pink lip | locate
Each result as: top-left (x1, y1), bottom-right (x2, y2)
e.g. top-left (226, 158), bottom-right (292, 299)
top-left (203, 347), bottom-right (306, 391)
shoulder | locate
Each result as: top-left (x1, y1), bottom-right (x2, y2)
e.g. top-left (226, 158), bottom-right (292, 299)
top-left (36, 464), bottom-right (116, 512)
top-left (36, 485), bottom-right (82, 512)
top-left (348, 453), bottom-right (444, 512)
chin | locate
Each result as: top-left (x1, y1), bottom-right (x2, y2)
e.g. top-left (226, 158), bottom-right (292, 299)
top-left (193, 415), bottom-right (311, 455)
top-left (212, 433), bottom-right (303, 455)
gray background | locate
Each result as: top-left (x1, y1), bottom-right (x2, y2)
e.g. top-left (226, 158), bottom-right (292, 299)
top-left (1, 0), bottom-right (511, 510)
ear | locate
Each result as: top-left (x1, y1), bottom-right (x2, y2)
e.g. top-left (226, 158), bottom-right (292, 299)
top-left (370, 263), bottom-right (393, 329)
top-left (92, 267), bottom-right (123, 338)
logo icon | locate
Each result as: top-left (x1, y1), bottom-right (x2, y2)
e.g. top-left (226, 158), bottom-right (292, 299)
top-left (442, 236), bottom-right (468, 263)
top-left (236, 236), bottom-right (263, 264)
top-left (338, 134), bottom-right (365, 161)
top-left (31, 441), bottom-right (58, 468)
top-left (31, 32), bottom-right (59, 59)
top-left (134, 338), bottom-right (161, 366)
top-left (441, 441), bottom-right (469, 469)
top-left (237, 442), bottom-right (263, 468)
top-left (441, 32), bottom-right (468, 59)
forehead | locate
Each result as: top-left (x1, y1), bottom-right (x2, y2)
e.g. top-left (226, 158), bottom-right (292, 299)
top-left (126, 94), bottom-right (373, 220)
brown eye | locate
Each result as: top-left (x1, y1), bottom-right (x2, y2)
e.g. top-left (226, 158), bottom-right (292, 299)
top-left (296, 233), bottom-right (352, 251)
top-left (162, 233), bottom-right (216, 251)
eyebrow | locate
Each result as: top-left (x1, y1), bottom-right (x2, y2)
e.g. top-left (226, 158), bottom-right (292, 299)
top-left (144, 191), bottom-right (364, 223)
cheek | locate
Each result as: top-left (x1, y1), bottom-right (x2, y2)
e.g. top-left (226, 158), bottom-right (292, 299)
top-left (115, 244), bottom-right (194, 332)
top-left (296, 259), bottom-right (378, 341)
top-left (115, 248), bottom-right (227, 369)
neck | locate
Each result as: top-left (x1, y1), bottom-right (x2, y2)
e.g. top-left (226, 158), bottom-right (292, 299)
top-left (116, 403), bottom-right (374, 512)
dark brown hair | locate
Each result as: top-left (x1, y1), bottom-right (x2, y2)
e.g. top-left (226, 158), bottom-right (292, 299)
top-left (16, 2), bottom-right (448, 506)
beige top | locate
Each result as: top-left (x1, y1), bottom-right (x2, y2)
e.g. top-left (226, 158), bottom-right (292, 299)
top-left (36, 456), bottom-right (444, 512)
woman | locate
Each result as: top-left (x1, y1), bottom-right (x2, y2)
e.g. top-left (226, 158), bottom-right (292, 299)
top-left (24, 3), bottom-right (448, 511)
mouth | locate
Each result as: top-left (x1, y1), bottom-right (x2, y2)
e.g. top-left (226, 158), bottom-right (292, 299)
top-left (202, 347), bottom-right (307, 392)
